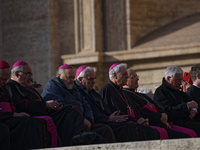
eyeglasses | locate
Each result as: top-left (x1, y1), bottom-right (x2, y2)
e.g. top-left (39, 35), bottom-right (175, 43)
top-left (130, 75), bottom-right (139, 79)
top-left (82, 77), bottom-right (96, 81)
top-left (18, 71), bottom-right (33, 77)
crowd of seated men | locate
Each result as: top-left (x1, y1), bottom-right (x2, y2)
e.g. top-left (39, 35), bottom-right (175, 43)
top-left (1, 59), bottom-right (200, 150)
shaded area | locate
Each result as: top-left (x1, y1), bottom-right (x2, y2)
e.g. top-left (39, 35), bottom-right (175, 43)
top-left (134, 13), bottom-right (200, 48)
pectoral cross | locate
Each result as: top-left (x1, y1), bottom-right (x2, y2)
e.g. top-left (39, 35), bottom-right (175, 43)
top-left (148, 102), bottom-right (153, 108)
top-left (127, 105), bottom-right (132, 114)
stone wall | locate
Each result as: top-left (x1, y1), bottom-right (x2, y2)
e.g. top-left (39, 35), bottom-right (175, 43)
top-left (0, 0), bottom-right (200, 89)
top-left (0, 0), bottom-right (52, 85)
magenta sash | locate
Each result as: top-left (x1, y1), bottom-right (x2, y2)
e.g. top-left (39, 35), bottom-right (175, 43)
top-left (143, 103), bottom-right (198, 137)
top-left (127, 108), bottom-right (168, 139)
top-left (0, 102), bottom-right (12, 112)
top-left (170, 124), bottom-right (198, 138)
top-left (34, 116), bottom-right (58, 147)
top-left (149, 125), bottom-right (168, 139)
top-left (143, 104), bottom-right (157, 112)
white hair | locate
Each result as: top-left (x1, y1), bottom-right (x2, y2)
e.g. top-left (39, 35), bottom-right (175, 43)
top-left (11, 65), bottom-right (24, 77)
top-left (56, 69), bottom-right (65, 76)
top-left (164, 66), bottom-right (183, 80)
top-left (76, 66), bottom-right (94, 79)
top-left (109, 63), bottom-right (127, 80)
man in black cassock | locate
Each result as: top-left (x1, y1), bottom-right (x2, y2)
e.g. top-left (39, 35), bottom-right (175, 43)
top-left (97, 63), bottom-right (161, 140)
top-left (41, 64), bottom-right (115, 143)
top-left (0, 60), bottom-right (53, 150)
top-left (122, 69), bottom-right (191, 139)
top-left (74, 65), bottom-right (156, 142)
top-left (187, 64), bottom-right (200, 114)
top-left (5, 60), bottom-right (96, 146)
top-left (154, 65), bottom-right (200, 136)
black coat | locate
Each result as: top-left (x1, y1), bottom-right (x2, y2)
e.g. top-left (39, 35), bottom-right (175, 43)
top-left (187, 85), bottom-right (200, 108)
top-left (154, 78), bottom-right (191, 123)
top-left (5, 79), bottom-right (85, 146)
top-left (42, 76), bottom-right (94, 123)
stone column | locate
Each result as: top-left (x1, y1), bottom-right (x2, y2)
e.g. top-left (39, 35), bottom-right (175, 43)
top-left (103, 0), bottom-right (128, 51)
top-left (74, 0), bottom-right (96, 53)
top-left (1, 0), bottom-right (51, 86)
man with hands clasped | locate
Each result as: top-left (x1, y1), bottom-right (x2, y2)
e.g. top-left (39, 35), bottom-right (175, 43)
top-left (154, 65), bottom-right (200, 137)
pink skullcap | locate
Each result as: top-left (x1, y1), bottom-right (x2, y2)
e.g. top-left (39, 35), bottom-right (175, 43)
top-left (58, 64), bottom-right (73, 69)
top-left (76, 65), bottom-right (88, 77)
top-left (109, 63), bottom-right (120, 72)
top-left (12, 60), bottom-right (28, 69)
top-left (0, 60), bottom-right (10, 69)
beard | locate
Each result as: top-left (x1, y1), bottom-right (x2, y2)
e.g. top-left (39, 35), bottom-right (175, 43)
top-left (65, 83), bottom-right (73, 90)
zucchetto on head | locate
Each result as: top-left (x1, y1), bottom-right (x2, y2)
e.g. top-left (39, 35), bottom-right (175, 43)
top-left (76, 65), bottom-right (88, 77)
top-left (109, 63), bottom-right (120, 72)
top-left (12, 60), bottom-right (28, 69)
top-left (58, 64), bottom-right (73, 69)
top-left (0, 60), bottom-right (10, 69)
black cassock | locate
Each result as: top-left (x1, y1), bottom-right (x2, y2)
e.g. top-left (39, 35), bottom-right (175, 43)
top-left (122, 88), bottom-right (190, 139)
top-left (0, 87), bottom-right (51, 150)
top-left (154, 78), bottom-right (200, 136)
top-left (187, 85), bottom-right (200, 110)
top-left (99, 81), bottom-right (160, 140)
top-left (5, 80), bottom-right (86, 146)
top-left (74, 80), bottom-right (152, 142)
top-left (0, 123), bottom-right (10, 150)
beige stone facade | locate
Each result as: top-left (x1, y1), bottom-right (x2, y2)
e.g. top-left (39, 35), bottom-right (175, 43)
top-left (0, 0), bottom-right (200, 91)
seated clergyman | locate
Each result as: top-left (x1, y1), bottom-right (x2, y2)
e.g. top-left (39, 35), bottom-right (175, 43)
top-left (5, 60), bottom-right (97, 146)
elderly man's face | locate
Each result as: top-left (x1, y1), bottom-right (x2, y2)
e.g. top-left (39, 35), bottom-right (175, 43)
top-left (167, 73), bottom-right (183, 90)
top-left (59, 69), bottom-right (75, 90)
top-left (17, 65), bottom-right (33, 87)
top-left (126, 70), bottom-right (139, 90)
top-left (115, 66), bottom-right (128, 87)
top-left (80, 70), bottom-right (96, 91)
top-left (0, 68), bottom-right (11, 88)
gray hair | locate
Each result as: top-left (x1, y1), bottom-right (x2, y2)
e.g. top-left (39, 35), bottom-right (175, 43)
top-left (56, 69), bottom-right (65, 76)
top-left (164, 66), bottom-right (183, 80)
top-left (76, 66), bottom-right (94, 79)
top-left (109, 63), bottom-right (127, 80)
top-left (11, 65), bottom-right (24, 77)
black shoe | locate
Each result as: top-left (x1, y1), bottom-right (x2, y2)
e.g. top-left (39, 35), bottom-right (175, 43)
top-left (72, 132), bottom-right (96, 145)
